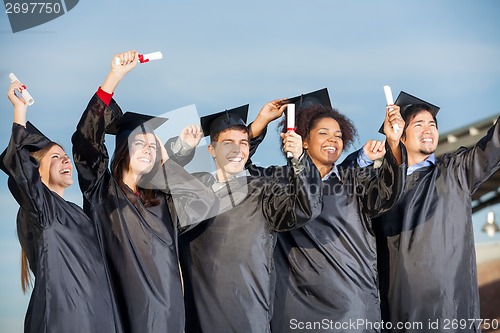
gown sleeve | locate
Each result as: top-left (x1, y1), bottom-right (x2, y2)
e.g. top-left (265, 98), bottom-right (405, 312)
top-left (261, 153), bottom-right (323, 232)
top-left (451, 116), bottom-right (500, 194)
top-left (164, 136), bottom-right (196, 167)
top-left (0, 123), bottom-right (52, 227)
top-left (160, 159), bottom-right (218, 232)
top-left (71, 93), bottom-right (122, 195)
top-left (244, 121), bottom-right (267, 168)
top-left (361, 141), bottom-right (407, 218)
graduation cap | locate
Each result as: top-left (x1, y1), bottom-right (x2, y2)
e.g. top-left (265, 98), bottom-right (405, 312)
top-left (379, 91), bottom-right (440, 134)
top-left (106, 111), bottom-right (168, 136)
top-left (285, 88), bottom-right (332, 110)
top-left (200, 105), bottom-right (249, 139)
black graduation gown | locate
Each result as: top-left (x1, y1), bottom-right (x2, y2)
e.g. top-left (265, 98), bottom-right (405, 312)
top-left (178, 154), bottom-right (323, 333)
top-left (374, 117), bottom-right (500, 333)
top-left (271, 144), bottom-right (406, 333)
top-left (1, 123), bottom-right (120, 333)
top-left (71, 94), bottom-right (186, 333)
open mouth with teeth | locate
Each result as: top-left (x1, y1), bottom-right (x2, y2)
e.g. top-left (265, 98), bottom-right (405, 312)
top-left (59, 168), bottom-right (71, 175)
top-left (227, 156), bottom-right (243, 163)
top-left (137, 157), bottom-right (152, 164)
top-left (323, 146), bottom-right (338, 153)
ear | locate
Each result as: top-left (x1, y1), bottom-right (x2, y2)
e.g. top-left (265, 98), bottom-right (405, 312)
top-left (303, 141), bottom-right (308, 150)
top-left (207, 144), bottom-right (216, 159)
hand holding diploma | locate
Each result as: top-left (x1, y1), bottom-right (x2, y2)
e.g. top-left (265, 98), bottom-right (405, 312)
top-left (383, 85), bottom-right (399, 133)
top-left (286, 104), bottom-right (295, 159)
top-left (114, 51), bottom-right (163, 66)
top-left (383, 101), bottom-right (404, 146)
top-left (281, 130), bottom-right (303, 160)
top-left (9, 73), bottom-right (34, 106)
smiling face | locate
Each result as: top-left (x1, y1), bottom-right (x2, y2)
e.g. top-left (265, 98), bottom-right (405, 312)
top-left (37, 144), bottom-right (73, 195)
top-left (128, 132), bottom-right (158, 176)
top-left (401, 110), bottom-right (439, 165)
top-left (208, 128), bottom-right (249, 181)
top-left (303, 117), bottom-right (344, 174)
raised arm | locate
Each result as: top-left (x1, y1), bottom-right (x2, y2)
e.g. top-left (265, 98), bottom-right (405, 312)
top-left (1, 83), bottom-right (52, 225)
top-left (248, 99), bottom-right (288, 139)
top-left (71, 51), bottom-right (137, 194)
top-left (455, 116), bottom-right (500, 194)
top-left (383, 104), bottom-right (405, 166)
top-left (262, 131), bottom-right (323, 232)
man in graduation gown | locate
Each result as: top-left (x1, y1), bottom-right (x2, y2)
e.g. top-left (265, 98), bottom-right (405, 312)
top-left (178, 105), bottom-right (323, 333)
top-left (372, 92), bottom-right (500, 332)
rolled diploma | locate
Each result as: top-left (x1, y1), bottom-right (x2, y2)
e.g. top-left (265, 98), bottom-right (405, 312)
top-left (114, 51), bottom-right (163, 65)
top-left (286, 104), bottom-right (295, 158)
top-left (9, 73), bottom-right (34, 106)
top-left (383, 85), bottom-right (399, 133)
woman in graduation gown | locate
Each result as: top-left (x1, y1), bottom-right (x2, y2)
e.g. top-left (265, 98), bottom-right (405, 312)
top-left (265, 98), bottom-right (407, 333)
top-left (1, 81), bottom-right (121, 332)
top-left (178, 105), bottom-right (323, 333)
top-left (372, 95), bottom-right (500, 332)
top-left (71, 50), bottom-right (205, 333)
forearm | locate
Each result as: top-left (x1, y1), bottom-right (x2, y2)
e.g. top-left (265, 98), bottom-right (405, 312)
top-left (100, 71), bottom-right (126, 94)
top-left (387, 139), bottom-right (402, 165)
top-left (248, 115), bottom-right (269, 139)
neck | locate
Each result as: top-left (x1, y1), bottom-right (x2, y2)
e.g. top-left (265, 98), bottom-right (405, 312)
top-left (407, 153), bottom-right (432, 167)
top-left (52, 187), bottom-right (65, 197)
top-left (317, 165), bottom-right (333, 179)
top-left (215, 168), bottom-right (229, 183)
top-left (122, 169), bottom-right (138, 192)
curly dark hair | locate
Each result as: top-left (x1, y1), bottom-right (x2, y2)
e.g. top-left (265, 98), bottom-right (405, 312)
top-left (278, 105), bottom-right (358, 155)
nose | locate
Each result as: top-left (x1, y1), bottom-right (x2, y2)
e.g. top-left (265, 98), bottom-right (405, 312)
top-left (230, 143), bottom-right (241, 153)
top-left (328, 135), bottom-right (338, 143)
top-left (62, 155), bottom-right (71, 163)
top-left (422, 125), bottom-right (432, 134)
top-left (142, 144), bottom-right (155, 154)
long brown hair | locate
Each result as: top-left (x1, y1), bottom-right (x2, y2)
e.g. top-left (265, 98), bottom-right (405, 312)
top-left (110, 127), bottom-right (161, 207)
top-left (20, 142), bottom-right (61, 293)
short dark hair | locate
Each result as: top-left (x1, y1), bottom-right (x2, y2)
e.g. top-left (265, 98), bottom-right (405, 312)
top-left (211, 125), bottom-right (249, 143)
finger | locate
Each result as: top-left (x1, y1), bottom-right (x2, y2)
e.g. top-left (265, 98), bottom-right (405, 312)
top-left (367, 140), bottom-right (376, 152)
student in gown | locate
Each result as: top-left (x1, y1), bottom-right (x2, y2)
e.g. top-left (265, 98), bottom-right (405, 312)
top-left (71, 50), bottom-right (206, 333)
top-left (250, 88), bottom-right (406, 333)
top-left (178, 105), bottom-right (323, 333)
top-left (370, 92), bottom-right (500, 332)
top-left (1, 81), bottom-right (121, 332)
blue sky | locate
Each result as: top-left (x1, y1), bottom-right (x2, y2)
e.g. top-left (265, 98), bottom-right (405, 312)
top-left (1, 1), bottom-right (500, 331)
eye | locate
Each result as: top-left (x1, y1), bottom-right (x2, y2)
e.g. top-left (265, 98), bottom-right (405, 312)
top-left (240, 141), bottom-right (249, 147)
top-left (51, 154), bottom-right (60, 159)
top-left (134, 141), bottom-right (146, 148)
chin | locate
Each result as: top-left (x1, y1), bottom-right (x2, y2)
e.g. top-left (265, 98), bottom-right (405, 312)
top-left (419, 147), bottom-right (437, 155)
top-left (224, 165), bottom-right (245, 175)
